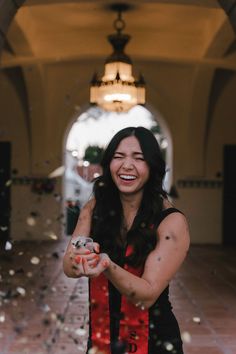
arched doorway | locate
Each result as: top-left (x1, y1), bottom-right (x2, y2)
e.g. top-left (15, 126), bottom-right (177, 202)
top-left (63, 104), bottom-right (172, 234)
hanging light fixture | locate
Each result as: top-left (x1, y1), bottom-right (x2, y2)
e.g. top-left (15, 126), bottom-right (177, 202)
top-left (90, 3), bottom-right (145, 113)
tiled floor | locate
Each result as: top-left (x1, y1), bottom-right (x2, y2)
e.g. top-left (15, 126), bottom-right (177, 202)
top-left (0, 239), bottom-right (236, 354)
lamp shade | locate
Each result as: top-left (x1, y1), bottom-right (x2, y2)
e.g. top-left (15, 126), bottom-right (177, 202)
top-left (90, 8), bottom-right (145, 112)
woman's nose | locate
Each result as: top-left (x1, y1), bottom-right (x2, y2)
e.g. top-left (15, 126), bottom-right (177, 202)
top-left (122, 158), bottom-right (134, 169)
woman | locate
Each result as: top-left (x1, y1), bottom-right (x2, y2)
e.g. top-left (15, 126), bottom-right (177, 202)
top-left (63, 126), bottom-right (190, 354)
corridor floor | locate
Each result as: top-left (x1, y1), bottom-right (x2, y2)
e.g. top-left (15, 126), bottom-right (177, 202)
top-left (0, 239), bottom-right (236, 354)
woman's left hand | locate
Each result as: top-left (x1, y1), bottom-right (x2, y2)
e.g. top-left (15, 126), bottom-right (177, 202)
top-left (81, 252), bottom-right (111, 278)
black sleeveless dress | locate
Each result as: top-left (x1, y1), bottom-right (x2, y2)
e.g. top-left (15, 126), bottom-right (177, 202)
top-left (88, 208), bottom-right (184, 354)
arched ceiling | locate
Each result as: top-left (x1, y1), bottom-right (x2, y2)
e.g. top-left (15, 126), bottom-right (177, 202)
top-left (1, 0), bottom-right (236, 70)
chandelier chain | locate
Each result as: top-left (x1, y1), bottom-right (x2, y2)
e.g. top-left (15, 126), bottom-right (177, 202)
top-left (113, 11), bottom-right (125, 34)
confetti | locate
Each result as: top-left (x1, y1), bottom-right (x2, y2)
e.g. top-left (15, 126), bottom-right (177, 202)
top-left (192, 316), bottom-right (201, 324)
top-left (27, 217), bottom-right (36, 226)
top-left (163, 341), bottom-right (174, 351)
top-left (5, 241), bottom-right (12, 250)
top-left (44, 231), bottom-right (58, 240)
top-left (16, 287), bottom-right (26, 296)
top-left (181, 331), bottom-right (191, 343)
top-left (75, 328), bottom-right (87, 336)
top-left (0, 313), bottom-right (5, 322)
top-left (30, 256), bottom-right (40, 265)
top-left (5, 179), bottom-right (12, 187)
top-left (40, 304), bottom-right (51, 313)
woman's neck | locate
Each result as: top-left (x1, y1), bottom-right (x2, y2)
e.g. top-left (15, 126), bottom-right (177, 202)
top-left (120, 192), bottom-right (143, 231)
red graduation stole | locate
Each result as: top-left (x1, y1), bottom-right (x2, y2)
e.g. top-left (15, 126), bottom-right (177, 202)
top-left (90, 244), bottom-right (149, 354)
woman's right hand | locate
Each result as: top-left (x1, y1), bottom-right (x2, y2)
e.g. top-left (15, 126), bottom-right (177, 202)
top-left (64, 241), bottom-right (100, 278)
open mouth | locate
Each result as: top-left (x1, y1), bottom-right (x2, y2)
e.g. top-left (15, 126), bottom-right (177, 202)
top-left (119, 174), bottom-right (137, 181)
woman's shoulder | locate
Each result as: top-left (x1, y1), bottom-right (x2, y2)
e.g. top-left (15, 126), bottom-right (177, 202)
top-left (158, 201), bottom-right (189, 239)
top-left (81, 198), bottom-right (96, 214)
top-left (154, 198), bottom-right (188, 231)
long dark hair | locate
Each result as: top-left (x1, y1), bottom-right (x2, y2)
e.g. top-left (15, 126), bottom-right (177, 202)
top-left (91, 126), bottom-right (167, 267)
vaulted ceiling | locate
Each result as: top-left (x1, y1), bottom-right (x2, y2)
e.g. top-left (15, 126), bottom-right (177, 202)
top-left (1, 0), bottom-right (236, 71)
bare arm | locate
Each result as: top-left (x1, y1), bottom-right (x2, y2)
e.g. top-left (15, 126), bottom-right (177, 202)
top-left (63, 199), bottom-right (95, 277)
top-left (98, 212), bottom-right (190, 308)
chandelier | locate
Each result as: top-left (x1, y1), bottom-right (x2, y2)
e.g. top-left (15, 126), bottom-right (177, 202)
top-left (90, 3), bottom-right (145, 113)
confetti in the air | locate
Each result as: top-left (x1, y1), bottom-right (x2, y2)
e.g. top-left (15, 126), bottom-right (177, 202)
top-left (44, 231), bottom-right (58, 240)
top-left (27, 217), bottom-right (36, 226)
top-left (75, 328), bottom-right (87, 336)
top-left (5, 241), bottom-right (12, 250)
top-left (0, 313), bottom-right (5, 323)
top-left (16, 287), bottom-right (26, 296)
top-left (192, 316), bottom-right (201, 324)
top-left (30, 256), bottom-right (40, 265)
top-left (164, 342), bottom-right (174, 351)
top-left (181, 331), bottom-right (191, 343)
top-left (5, 179), bottom-right (12, 187)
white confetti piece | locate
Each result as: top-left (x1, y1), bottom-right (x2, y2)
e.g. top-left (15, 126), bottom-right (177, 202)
top-left (5, 180), bottom-right (12, 187)
top-left (30, 257), bottom-right (40, 265)
top-left (50, 313), bottom-right (57, 321)
top-left (9, 270), bottom-right (15, 276)
top-left (193, 316), bottom-right (201, 324)
top-left (44, 231), bottom-right (58, 240)
top-left (88, 348), bottom-right (98, 354)
top-left (40, 304), bottom-right (51, 313)
top-left (181, 331), bottom-right (191, 343)
top-left (27, 217), bottom-right (36, 226)
top-left (75, 328), bottom-right (87, 336)
top-left (16, 287), bottom-right (26, 296)
top-left (0, 313), bottom-right (5, 323)
top-left (5, 241), bottom-right (12, 250)
top-left (164, 342), bottom-right (174, 351)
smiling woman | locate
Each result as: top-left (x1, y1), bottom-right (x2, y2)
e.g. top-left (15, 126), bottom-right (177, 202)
top-left (64, 104), bottom-right (172, 211)
top-left (110, 136), bottom-right (150, 196)
top-left (63, 126), bottom-right (190, 354)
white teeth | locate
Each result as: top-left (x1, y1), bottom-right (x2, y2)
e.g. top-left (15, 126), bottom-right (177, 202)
top-left (120, 175), bottom-right (136, 180)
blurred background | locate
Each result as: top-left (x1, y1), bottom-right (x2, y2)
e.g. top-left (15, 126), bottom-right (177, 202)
top-left (0, 1), bottom-right (236, 353)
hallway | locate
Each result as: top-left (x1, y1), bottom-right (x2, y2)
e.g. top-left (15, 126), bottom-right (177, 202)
top-left (0, 240), bottom-right (236, 354)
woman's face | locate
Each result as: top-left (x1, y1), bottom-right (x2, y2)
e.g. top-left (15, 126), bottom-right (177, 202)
top-left (110, 136), bottom-right (150, 196)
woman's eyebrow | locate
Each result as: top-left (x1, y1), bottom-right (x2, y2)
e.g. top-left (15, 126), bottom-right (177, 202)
top-left (133, 151), bottom-right (144, 155)
top-left (114, 151), bottom-right (124, 155)
top-left (114, 151), bottom-right (143, 156)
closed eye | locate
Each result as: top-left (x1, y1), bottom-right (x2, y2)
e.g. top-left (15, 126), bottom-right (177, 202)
top-left (113, 154), bottom-right (123, 159)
